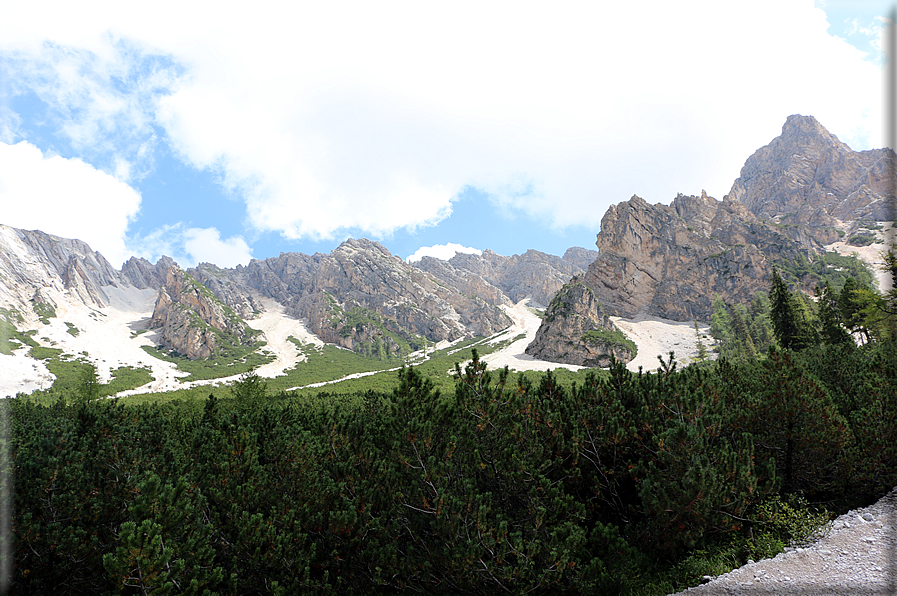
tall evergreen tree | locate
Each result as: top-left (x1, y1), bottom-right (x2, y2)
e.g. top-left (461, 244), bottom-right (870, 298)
top-left (769, 269), bottom-right (817, 350)
top-left (749, 291), bottom-right (776, 351)
top-left (816, 283), bottom-right (852, 345)
top-left (710, 295), bottom-right (733, 355)
top-left (729, 304), bottom-right (758, 360)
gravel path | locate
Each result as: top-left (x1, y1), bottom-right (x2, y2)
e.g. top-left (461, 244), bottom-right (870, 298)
top-left (670, 487), bottom-right (897, 596)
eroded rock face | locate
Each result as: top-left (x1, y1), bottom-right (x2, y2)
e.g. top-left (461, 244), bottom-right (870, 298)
top-left (121, 256), bottom-right (176, 290)
top-left (189, 263), bottom-right (264, 320)
top-left (149, 266), bottom-right (257, 359)
top-left (581, 192), bottom-right (819, 321)
top-left (416, 247), bottom-right (597, 307)
top-left (0, 224), bottom-right (123, 313)
top-left (529, 187), bottom-right (830, 366)
top-left (728, 114), bottom-right (896, 230)
top-left (233, 239), bottom-right (512, 355)
top-left (524, 282), bottom-right (634, 367)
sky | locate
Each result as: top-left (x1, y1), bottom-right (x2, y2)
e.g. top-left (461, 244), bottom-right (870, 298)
top-left (0, 0), bottom-right (893, 269)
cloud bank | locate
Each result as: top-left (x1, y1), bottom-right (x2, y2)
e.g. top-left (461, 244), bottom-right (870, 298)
top-left (0, 0), bottom-right (890, 255)
top-left (0, 140), bottom-right (141, 266)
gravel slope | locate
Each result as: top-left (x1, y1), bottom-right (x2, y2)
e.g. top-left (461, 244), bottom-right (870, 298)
top-left (670, 487), bottom-right (897, 596)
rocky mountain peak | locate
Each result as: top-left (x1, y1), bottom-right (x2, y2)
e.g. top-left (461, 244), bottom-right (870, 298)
top-left (780, 114), bottom-right (851, 151)
top-left (121, 255), bottom-right (177, 290)
top-left (0, 224), bottom-right (123, 314)
top-left (728, 113), bottom-right (895, 228)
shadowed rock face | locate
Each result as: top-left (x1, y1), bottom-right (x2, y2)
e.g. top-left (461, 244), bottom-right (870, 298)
top-left (149, 266), bottom-right (258, 360)
top-left (728, 114), bottom-right (896, 233)
top-left (524, 282), bottom-right (634, 367)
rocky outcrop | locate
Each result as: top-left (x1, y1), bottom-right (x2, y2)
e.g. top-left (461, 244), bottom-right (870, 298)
top-left (188, 263), bottom-right (264, 320)
top-left (528, 186), bottom-right (837, 366)
top-left (570, 192), bottom-right (820, 322)
top-left (229, 239), bottom-right (512, 356)
top-left (121, 255), bottom-right (176, 290)
top-left (528, 115), bottom-right (892, 366)
top-left (416, 247), bottom-right (597, 307)
top-left (524, 282), bottom-right (634, 367)
top-left (0, 224), bottom-right (123, 313)
top-left (149, 266), bottom-right (259, 360)
top-left (728, 114), bottom-right (896, 232)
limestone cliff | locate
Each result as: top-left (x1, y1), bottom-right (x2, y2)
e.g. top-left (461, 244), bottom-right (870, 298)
top-left (189, 263), bottom-right (264, 320)
top-left (149, 266), bottom-right (259, 360)
top-left (571, 192), bottom-right (819, 322)
top-left (230, 239), bottom-right (512, 356)
top-left (527, 188), bottom-right (832, 366)
top-left (0, 224), bottom-right (123, 314)
top-left (524, 282), bottom-right (635, 367)
top-left (121, 255), bottom-right (177, 290)
top-left (728, 114), bottom-right (896, 234)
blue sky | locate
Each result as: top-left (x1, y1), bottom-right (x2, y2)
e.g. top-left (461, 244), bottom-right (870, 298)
top-left (0, 1), bottom-right (893, 269)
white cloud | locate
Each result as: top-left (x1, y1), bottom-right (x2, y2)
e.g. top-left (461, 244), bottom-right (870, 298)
top-left (1, 40), bottom-right (179, 183)
top-left (0, 0), bottom-right (890, 243)
top-left (128, 224), bottom-right (252, 269)
top-left (0, 140), bottom-right (141, 266)
top-left (182, 227), bottom-right (252, 268)
top-left (407, 243), bottom-right (482, 263)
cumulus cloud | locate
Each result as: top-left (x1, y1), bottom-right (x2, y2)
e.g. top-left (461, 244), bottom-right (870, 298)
top-left (0, 140), bottom-right (141, 266)
top-left (128, 224), bottom-right (252, 269)
top-left (407, 243), bottom-right (482, 263)
top-left (0, 0), bottom-right (890, 244)
top-left (182, 227), bottom-right (252, 268)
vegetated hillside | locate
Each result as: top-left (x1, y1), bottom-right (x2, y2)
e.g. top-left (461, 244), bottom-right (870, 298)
top-left (0, 219), bottom-right (602, 396)
top-left (528, 114), bottom-right (892, 367)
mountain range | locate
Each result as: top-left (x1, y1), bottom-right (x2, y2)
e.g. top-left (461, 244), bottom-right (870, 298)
top-left (0, 114), bottom-right (893, 396)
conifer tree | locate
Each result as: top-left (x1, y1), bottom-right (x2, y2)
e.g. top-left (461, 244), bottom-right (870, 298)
top-left (730, 303), bottom-right (758, 360)
top-left (694, 320), bottom-right (708, 361)
top-left (769, 269), bottom-right (817, 350)
top-left (816, 283), bottom-right (852, 345)
top-left (710, 294), bottom-right (733, 355)
top-left (749, 291), bottom-right (776, 352)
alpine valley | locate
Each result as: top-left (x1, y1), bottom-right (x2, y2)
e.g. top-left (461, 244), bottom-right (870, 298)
top-left (1, 114), bottom-right (893, 398)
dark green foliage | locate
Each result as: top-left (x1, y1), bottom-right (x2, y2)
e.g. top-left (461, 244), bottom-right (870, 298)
top-left (9, 333), bottom-right (897, 594)
top-left (77, 362), bottom-right (101, 402)
top-left (770, 269), bottom-right (818, 351)
top-left (581, 327), bottom-right (638, 357)
top-left (774, 250), bottom-right (875, 291)
top-left (711, 294), bottom-right (773, 361)
top-left (816, 283), bottom-right (853, 345)
top-left (848, 233), bottom-right (876, 246)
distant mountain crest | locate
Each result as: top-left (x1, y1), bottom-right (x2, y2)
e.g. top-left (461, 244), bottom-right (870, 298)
top-left (528, 114), bottom-right (891, 367)
top-left (728, 114), bottom-right (895, 227)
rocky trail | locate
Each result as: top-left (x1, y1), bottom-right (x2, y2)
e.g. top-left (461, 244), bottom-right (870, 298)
top-left (671, 487), bottom-right (897, 596)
